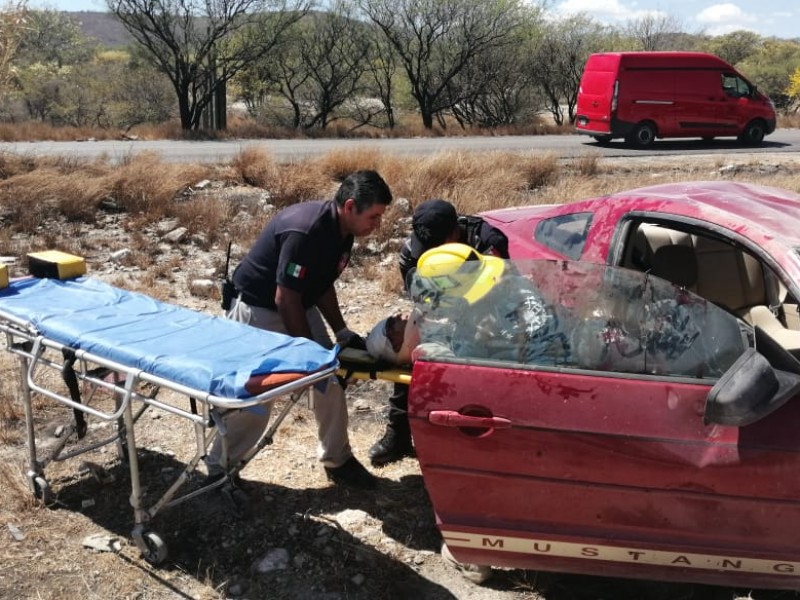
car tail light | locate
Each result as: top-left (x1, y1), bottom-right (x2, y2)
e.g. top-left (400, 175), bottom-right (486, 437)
top-left (612, 80), bottom-right (619, 113)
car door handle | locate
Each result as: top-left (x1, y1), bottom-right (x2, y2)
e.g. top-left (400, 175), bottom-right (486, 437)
top-left (428, 411), bottom-right (512, 429)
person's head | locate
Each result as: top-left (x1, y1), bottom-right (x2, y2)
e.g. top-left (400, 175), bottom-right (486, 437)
top-left (412, 199), bottom-right (459, 250)
top-left (366, 311), bottom-right (420, 364)
top-left (416, 243), bottom-right (504, 304)
top-left (335, 170), bottom-right (393, 237)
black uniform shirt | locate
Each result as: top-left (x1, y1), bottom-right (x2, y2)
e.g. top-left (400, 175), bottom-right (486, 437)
top-left (398, 215), bottom-right (510, 290)
top-left (233, 200), bottom-right (353, 309)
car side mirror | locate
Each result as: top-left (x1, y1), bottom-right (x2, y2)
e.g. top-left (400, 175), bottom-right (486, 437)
top-left (705, 328), bottom-right (800, 427)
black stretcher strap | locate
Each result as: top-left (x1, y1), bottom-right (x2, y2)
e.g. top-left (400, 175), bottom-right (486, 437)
top-left (61, 348), bottom-right (88, 439)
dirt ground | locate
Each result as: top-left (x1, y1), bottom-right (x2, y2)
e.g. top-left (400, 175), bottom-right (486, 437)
top-left (3, 153), bottom-right (800, 600)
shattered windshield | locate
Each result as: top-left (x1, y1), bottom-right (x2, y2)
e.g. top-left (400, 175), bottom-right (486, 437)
top-left (408, 259), bottom-right (752, 379)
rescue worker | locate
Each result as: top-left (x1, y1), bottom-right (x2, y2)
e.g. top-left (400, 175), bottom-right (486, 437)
top-left (368, 200), bottom-right (509, 466)
top-left (207, 169), bottom-right (392, 490)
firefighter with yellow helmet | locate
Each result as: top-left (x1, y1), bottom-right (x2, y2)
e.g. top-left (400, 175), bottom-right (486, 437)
top-left (411, 243), bottom-right (570, 364)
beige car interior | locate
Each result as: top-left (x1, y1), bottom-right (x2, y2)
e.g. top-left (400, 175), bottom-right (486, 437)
top-left (626, 223), bottom-right (800, 357)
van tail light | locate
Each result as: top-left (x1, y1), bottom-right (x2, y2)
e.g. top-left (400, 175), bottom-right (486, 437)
top-left (612, 80), bottom-right (619, 113)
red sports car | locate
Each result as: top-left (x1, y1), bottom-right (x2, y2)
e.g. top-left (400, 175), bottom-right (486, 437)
top-left (406, 181), bottom-right (800, 589)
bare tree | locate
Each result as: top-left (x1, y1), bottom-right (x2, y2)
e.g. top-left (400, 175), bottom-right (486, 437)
top-left (298, 3), bottom-right (371, 129)
top-left (530, 15), bottom-right (609, 125)
top-left (625, 12), bottom-right (684, 51)
top-left (447, 34), bottom-right (538, 128)
top-left (106, 0), bottom-right (311, 130)
top-left (359, 0), bottom-right (527, 129)
top-left (357, 26), bottom-right (399, 129)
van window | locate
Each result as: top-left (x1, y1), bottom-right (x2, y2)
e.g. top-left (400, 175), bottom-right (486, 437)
top-left (534, 213), bottom-right (592, 260)
top-left (721, 73), bottom-right (751, 98)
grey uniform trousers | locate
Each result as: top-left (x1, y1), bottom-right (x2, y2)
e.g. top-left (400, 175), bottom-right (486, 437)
top-left (205, 298), bottom-right (352, 474)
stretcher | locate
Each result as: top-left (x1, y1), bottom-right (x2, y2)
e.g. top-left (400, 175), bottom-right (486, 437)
top-left (0, 274), bottom-right (338, 564)
top-left (336, 348), bottom-right (412, 385)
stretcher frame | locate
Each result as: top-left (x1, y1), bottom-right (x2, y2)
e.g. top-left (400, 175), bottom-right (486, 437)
top-left (0, 290), bottom-right (336, 565)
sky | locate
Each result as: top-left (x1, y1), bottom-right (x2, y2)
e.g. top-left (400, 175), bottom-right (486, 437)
top-left (34, 0), bottom-right (800, 40)
top-left (551, 0), bottom-right (798, 39)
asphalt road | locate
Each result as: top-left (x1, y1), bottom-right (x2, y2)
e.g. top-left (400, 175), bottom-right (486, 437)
top-left (1, 129), bottom-right (799, 164)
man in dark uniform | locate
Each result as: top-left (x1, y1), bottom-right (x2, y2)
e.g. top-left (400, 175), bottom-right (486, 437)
top-left (368, 199), bottom-right (510, 466)
top-left (207, 170), bottom-right (392, 490)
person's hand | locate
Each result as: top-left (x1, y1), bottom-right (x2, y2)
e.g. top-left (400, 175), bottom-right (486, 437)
top-left (335, 327), bottom-right (367, 350)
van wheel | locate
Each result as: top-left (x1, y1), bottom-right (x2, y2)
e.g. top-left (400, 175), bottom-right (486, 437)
top-left (626, 122), bottom-right (656, 148)
top-left (738, 120), bottom-right (766, 146)
top-left (592, 135), bottom-right (613, 145)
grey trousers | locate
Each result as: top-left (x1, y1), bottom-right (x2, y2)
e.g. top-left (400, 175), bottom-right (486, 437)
top-left (205, 298), bottom-right (352, 473)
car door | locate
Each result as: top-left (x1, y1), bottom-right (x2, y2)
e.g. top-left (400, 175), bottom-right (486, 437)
top-left (407, 259), bottom-right (800, 588)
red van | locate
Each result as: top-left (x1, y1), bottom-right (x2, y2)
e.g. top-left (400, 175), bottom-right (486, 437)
top-left (575, 52), bottom-right (776, 148)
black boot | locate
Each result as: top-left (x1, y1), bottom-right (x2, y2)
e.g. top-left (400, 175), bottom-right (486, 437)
top-left (369, 383), bottom-right (415, 466)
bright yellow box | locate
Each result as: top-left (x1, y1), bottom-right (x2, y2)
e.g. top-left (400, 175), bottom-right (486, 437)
top-left (28, 250), bottom-right (87, 280)
top-left (0, 263), bottom-right (7, 289)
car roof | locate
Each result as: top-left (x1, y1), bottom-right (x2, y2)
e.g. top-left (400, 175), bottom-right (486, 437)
top-left (485, 181), bottom-right (800, 249)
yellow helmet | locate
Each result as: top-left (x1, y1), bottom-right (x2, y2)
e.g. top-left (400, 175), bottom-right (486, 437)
top-left (416, 243), bottom-right (505, 304)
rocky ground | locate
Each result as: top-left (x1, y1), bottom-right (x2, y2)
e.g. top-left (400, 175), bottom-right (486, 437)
top-left (2, 153), bottom-right (800, 600)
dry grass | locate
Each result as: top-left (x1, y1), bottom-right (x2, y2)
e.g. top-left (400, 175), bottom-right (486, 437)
top-left (1, 147), bottom-right (800, 281)
top-left (107, 152), bottom-right (211, 215)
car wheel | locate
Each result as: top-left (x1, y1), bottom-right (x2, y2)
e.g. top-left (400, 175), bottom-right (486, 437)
top-left (592, 135), bottom-right (613, 145)
top-left (625, 122), bottom-right (656, 148)
top-left (738, 120), bottom-right (766, 146)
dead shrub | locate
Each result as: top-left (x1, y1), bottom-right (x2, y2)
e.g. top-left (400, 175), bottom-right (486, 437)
top-left (0, 151), bottom-right (39, 179)
top-left (0, 370), bottom-right (23, 445)
top-left (518, 152), bottom-right (561, 190)
top-left (268, 165), bottom-right (331, 207)
top-left (313, 148), bottom-right (389, 182)
top-left (0, 463), bottom-right (36, 513)
top-left (104, 152), bottom-right (211, 220)
top-left (573, 153), bottom-right (600, 177)
top-left (231, 147), bottom-right (277, 188)
top-left (168, 196), bottom-right (233, 248)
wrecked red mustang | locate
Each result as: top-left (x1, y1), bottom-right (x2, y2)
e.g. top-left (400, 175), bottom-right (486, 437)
top-left (407, 181), bottom-right (800, 589)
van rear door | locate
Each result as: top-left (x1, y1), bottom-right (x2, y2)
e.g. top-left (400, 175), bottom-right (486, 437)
top-left (576, 54), bottom-right (620, 135)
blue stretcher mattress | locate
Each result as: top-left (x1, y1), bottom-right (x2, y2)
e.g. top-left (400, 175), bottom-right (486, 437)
top-left (0, 277), bottom-right (338, 399)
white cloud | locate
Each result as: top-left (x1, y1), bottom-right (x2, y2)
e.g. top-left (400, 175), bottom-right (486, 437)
top-left (553, 0), bottom-right (663, 22)
top-left (695, 3), bottom-right (758, 35)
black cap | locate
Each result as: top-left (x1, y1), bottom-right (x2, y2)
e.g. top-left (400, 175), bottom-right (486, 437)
top-left (412, 199), bottom-right (458, 248)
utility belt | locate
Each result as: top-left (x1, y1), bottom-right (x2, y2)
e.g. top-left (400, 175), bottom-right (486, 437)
top-left (221, 279), bottom-right (276, 311)
top-left (235, 290), bottom-right (276, 310)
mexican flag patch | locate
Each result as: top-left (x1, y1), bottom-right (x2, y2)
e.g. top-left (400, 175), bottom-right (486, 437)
top-left (287, 262), bottom-right (306, 279)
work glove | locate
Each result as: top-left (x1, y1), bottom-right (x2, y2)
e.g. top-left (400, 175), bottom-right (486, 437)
top-left (335, 327), bottom-right (367, 351)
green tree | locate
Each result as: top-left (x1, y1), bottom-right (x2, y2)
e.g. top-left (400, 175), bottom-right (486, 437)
top-left (737, 39), bottom-right (800, 109)
top-left (0, 1), bottom-right (27, 94)
top-left (701, 30), bottom-right (762, 65)
top-left (16, 8), bottom-right (94, 68)
top-left (107, 0), bottom-right (311, 130)
top-left (788, 66), bottom-right (800, 111)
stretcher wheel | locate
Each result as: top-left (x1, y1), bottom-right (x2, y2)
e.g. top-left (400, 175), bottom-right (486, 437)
top-left (31, 475), bottom-right (54, 506)
top-left (141, 531), bottom-right (168, 565)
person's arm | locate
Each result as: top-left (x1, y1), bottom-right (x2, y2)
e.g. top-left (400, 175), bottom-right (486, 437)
top-left (398, 238), bottom-right (417, 293)
top-left (315, 284), bottom-right (347, 334)
top-left (275, 285), bottom-right (313, 340)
